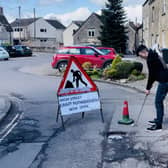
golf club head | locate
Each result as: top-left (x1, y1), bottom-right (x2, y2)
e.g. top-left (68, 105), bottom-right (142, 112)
top-left (131, 123), bottom-right (137, 127)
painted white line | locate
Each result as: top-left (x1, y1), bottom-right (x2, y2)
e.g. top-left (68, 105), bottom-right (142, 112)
top-left (0, 113), bottom-right (23, 143)
top-left (0, 114), bottom-right (19, 135)
top-left (0, 122), bottom-right (18, 143)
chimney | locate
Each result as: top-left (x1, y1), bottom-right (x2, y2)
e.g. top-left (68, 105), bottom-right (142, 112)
top-left (0, 7), bottom-right (3, 15)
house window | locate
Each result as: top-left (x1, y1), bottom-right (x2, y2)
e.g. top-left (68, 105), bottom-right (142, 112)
top-left (152, 7), bottom-right (155, 22)
top-left (73, 29), bottom-right (76, 35)
top-left (162, 31), bottom-right (166, 48)
top-left (88, 29), bottom-right (95, 37)
top-left (151, 34), bottom-right (155, 46)
top-left (14, 28), bottom-right (23, 32)
top-left (40, 28), bottom-right (47, 32)
top-left (155, 34), bottom-right (159, 43)
top-left (162, 0), bottom-right (166, 15)
top-left (40, 39), bottom-right (47, 42)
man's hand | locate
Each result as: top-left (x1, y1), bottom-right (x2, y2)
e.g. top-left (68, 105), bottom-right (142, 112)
top-left (145, 90), bottom-right (150, 95)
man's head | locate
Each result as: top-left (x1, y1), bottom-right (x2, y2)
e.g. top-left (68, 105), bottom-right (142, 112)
top-left (136, 45), bottom-right (149, 59)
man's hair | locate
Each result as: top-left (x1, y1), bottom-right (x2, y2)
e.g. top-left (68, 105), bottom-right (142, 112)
top-left (136, 45), bottom-right (148, 56)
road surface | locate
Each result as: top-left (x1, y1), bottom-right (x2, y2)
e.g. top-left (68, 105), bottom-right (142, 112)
top-left (0, 53), bottom-right (149, 168)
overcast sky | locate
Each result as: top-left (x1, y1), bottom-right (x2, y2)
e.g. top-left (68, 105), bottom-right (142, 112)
top-left (0, 0), bottom-right (144, 26)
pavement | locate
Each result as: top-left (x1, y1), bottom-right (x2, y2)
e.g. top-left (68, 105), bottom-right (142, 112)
top-left (100, 70), bottom-right (168, 167)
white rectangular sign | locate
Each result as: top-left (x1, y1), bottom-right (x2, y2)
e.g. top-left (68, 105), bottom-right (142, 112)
top-left (58, 92), bottom-right (100, 115)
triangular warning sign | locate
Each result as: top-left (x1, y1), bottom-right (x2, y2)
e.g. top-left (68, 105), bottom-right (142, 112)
top-left (57, 56), bottom-right (97, 96)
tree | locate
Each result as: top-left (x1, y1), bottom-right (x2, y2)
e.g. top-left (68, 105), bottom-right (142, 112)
top-left (99, 0), bottom-right (128, 53)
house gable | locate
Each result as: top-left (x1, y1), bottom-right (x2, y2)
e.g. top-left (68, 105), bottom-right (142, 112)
top-left (73, 13), bottom-right (102, 45)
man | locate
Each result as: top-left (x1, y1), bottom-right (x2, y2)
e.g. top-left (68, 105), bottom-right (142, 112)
top-left (71, 69), bottom-right (87, 88)
top-left (136, 45), bottom-right (168, 131)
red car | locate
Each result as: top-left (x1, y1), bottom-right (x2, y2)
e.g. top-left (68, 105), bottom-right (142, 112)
top-left (51, 46), bottom-right (116, 72)
top-left (97, 47), bottom-right (116, 56)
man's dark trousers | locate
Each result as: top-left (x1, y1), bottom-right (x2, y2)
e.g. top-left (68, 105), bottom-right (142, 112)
top-left (155, 82), bottom-right (168, 126)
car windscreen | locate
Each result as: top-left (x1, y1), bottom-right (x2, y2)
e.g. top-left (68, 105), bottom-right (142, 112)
top-left (99, 49), bottom-right (111, 55)
top-left (92, 47), bottom-right (105, 55)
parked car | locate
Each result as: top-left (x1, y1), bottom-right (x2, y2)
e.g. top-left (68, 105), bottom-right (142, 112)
top-left (97, 47), bottom-right (116, 56)
top-left (0, 47), bottom-right (9, 60)
top-left (51, 46), bottom-right (116, 72)
top-left (13, 45), bottom-right (32, 57)
top-left (1, 45), bottom-right (18, 57)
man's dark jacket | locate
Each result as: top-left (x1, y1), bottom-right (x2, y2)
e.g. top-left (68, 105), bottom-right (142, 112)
top-left (146, 49), bottom-right (168, 90)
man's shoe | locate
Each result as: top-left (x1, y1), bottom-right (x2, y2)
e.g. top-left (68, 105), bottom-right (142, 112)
top-left (148, 119), bottom-right (157, 124)
top-left (147, 124), bottom-right (162, 131)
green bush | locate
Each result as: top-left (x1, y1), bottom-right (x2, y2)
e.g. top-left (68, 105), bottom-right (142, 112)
top-left (115, 61), bottom-right (134, 78)
top-left (92, 69), bottom-right (99, 75)
top-left (106, 69), bottom-right (117, 78)
top-left (132, 62), bottom-right (143, 73)
top-left (128, 73), bottom-right (146, 82)
top-left (86, 70), bottom-right (93, 76)
top-left (131, 69), bottom-right (141, 76)
top-left (111, 55), bottom-right (122, 69)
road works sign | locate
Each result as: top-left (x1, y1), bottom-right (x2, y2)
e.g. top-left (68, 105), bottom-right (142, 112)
top-left (57, 57), bottom-right (97, 96)
top-left (56, 57), bottom-right (104, 128)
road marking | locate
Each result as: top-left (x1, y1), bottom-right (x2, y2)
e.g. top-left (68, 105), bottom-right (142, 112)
top-left (0, 113), bottom-right (23, 143)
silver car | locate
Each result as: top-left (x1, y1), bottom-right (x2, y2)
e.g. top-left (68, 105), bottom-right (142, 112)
top-left (0, 47), bottom-right (9, 60)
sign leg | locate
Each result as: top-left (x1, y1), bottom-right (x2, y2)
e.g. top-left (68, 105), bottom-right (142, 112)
top-left (97, 88), bottom-right (104, 123)
top-left (61, 115), bottom-right (65, 130)
top-left (56, 105), bottom-right (60, 122)
top-left (100, 103), bottom-right (104, 123)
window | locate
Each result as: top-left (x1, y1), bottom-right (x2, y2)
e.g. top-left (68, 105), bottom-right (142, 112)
top-left (69, 48), bottom-right (80, 54)
top-left (40, 39), bottom-right (47, 42)
top-left (162, 0), bottom-right (166, 15)
top-left (40, 28), bottom-right (47, 32)
top-left (162, 31), bottom-right (166, 48)
top-left (99, 49), bottom-right (111, 55)
top-left (57, 48), bottom-right (69, 54)
top-left (83, 48), bottom-right (95, 55)
top-left (14, 28), bottom-right (23, 32)
top-left (88, 29), bottom-right (95, 37)
top-left (152, 7), bottom-right (155, 22)
top-left (155, 34), bottom-right (159, 43)
top-left (73, 29), bottom-right (76, 34)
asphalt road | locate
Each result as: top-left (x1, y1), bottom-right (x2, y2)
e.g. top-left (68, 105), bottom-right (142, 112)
top-left (0, 53), bottom-right (146, 168)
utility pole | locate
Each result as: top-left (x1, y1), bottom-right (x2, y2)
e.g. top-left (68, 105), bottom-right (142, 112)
top-left (33, 8), bottom-right (36, 40)
top-left (18, 6), bottom-right (21, 44)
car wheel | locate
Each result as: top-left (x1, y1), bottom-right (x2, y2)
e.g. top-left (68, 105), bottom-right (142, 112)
top-left (58, 61), bottom-right (68, 72)
top-left (103, 61), bottom-right (112, 69)
top-left (4, 58), bottom-right (9, 61)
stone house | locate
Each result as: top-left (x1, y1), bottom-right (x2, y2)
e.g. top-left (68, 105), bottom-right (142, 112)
top-left (126, 21), bottom-right (143, 54)
top-left (143, 0), bottom-right (168, 48)
top-left (11, 17), bottom-right (65, 48)
top-left (73, 13), bottom-right (102, 45)
top-left (0, 7), bottom-right (13, 45)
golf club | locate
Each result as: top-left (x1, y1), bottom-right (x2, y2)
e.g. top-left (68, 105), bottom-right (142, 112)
top-left (132, 95), bottom-right (148, 127)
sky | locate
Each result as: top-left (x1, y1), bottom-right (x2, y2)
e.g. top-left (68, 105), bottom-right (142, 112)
top-left (0, 0), bottom-right (144, 26)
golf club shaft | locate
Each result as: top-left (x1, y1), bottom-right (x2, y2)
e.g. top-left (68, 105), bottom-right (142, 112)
top-left (135, 95), bottom-right (148, 125)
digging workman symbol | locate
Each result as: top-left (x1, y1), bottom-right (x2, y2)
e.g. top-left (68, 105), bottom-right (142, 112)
top-left (57, 56), bottom-right (98, 96)
top-left (71, 69), bottom-right (87, 88)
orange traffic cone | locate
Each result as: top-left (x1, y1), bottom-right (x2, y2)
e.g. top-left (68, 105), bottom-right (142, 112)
top-left (118, 101), bottom-right (134, 125)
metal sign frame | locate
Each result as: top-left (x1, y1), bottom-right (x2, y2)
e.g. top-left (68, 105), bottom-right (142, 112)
top-left (56, 88), bottom-right (104, 130)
